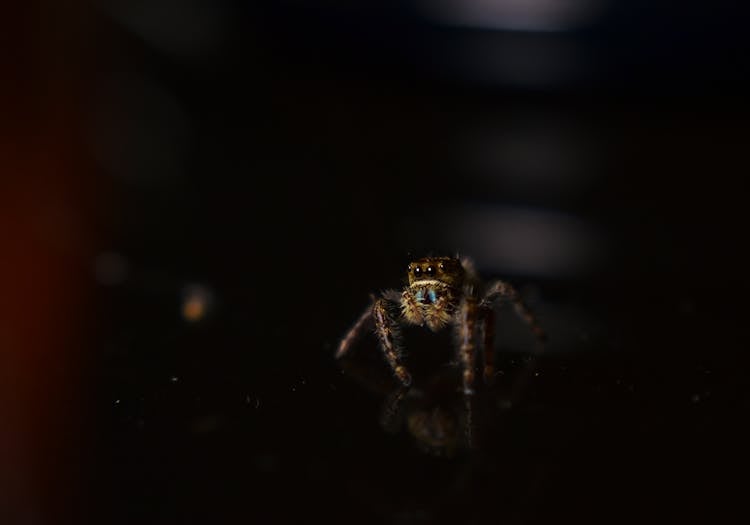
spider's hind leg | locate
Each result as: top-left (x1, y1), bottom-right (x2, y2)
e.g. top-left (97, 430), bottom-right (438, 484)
top-left (480, 307), bottom-right (496, 384)
top-left (482, 280), bottom-right (547, 347)
top-left (335, 302), bottom-right (374, 359)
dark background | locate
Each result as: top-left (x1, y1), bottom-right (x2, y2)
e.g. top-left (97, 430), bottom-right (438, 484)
top-left (2, 1), bottom-right (748, 524)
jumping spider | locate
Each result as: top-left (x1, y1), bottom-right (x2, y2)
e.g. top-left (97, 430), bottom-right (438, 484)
top-left (336, 256), bottom-right (546, 394)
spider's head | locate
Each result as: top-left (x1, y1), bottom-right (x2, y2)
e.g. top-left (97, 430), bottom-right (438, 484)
top-left (407, 257), bottom-right (465, 287)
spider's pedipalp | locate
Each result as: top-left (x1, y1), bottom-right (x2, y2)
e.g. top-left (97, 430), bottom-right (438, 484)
top-left (400, 288), bottom-right (424, 326)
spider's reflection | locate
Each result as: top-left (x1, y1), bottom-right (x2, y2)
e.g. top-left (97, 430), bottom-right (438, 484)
top-left (338, 350), bottom-right (540, 457)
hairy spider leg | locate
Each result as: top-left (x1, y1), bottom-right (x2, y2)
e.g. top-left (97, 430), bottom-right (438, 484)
top-left (455, 297), bottom-right (480, 395)
top-left (373, 298), bottom-right (413, 387)
top-left (480, 307), bottom-right (495, 383)
top-left (335, 302), bottom-right (374, 359)
top-left (482, 280), bottom-right (547, 346)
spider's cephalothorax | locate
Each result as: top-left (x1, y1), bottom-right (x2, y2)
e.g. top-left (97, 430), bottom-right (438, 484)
top-left (336, 256), bottom-right (546, 394)
top-left (402, 257), bottom-right (467, 331)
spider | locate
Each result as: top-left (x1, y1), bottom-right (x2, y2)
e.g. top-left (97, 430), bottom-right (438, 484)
top-left (335, 256), bottom-right (546, 394)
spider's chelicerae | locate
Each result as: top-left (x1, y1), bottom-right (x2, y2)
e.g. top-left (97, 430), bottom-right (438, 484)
top-left (336, 256), bottom-right (546, 394)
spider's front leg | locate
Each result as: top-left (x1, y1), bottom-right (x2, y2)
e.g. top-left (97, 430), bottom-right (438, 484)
top-left (455, 297), bottom-right (480, 395)
top-left (373, 296), bottom-right (413, 387)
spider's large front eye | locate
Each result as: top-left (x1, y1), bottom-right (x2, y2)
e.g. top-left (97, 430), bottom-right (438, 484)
top-left (425, 266), bottom-right (435, 276)
top-left (413, 266), bottom-right (422, 277)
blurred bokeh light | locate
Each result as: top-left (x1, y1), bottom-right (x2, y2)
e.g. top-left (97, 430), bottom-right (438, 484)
top-left (181, 284), bottom-right (214, 323)
top-left (416, 0), bottom-right (606, 32)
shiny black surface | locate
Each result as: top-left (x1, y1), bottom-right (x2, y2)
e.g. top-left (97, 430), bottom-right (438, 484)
top-left (90, 3), bottom-right (747, 523)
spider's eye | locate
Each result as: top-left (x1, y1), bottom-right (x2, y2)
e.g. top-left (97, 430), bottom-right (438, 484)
top-left (438, 263), bottom-right (445, 271)
top-left (413, 267), bottom-right (422, 276)
top-left (425, 266), bottom-right (435, 276)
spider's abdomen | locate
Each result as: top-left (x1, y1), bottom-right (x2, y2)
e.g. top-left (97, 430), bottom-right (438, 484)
top-left (401, 281), bottom-right (457, 332)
